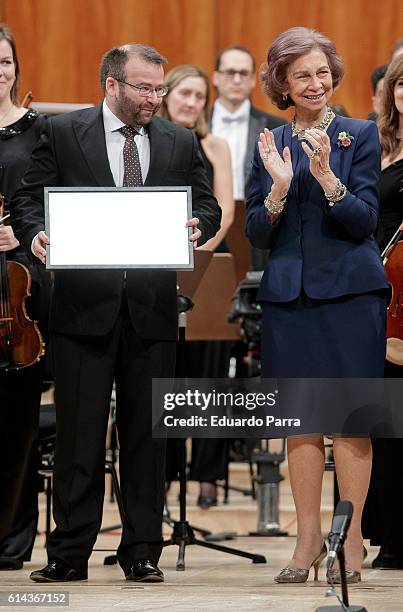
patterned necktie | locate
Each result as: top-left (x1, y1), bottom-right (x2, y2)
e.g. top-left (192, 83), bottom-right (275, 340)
top-left (119, 125), bottom-right (143, 186)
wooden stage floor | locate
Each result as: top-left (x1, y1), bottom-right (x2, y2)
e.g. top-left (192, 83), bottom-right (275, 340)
top-left (1, 466), bottom-right (402, 611)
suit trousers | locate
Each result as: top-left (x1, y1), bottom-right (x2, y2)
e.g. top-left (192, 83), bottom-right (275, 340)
top-left (46, 295), bottom-right (176, 574)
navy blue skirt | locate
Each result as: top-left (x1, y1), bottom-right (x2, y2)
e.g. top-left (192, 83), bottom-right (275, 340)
top-left (261, 291), bottom-right (387, 378)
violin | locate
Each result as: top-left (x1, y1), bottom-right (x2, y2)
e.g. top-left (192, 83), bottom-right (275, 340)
top-left (382, 224), bottom-right (403, 365)
top-left (0, 195), bottom-right (45, 370)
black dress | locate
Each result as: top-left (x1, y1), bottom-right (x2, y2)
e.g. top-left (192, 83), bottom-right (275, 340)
top-left (0, 110), bottom-right (50, 566)
top-left (362, 159), bottom-right (403, 547)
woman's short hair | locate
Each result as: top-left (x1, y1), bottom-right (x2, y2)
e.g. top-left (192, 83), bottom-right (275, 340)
top-left (378, 53), bottom-right (403, 160)
top-left (260, 27), bottom-right (344, 111)
top-left (0, 24), bottom-right (20, 104)
top-left (159, 64), bottom-right (210, 138)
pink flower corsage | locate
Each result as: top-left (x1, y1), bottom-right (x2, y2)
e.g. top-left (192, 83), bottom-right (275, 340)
top-left (337, 131), bottom-right (354, 149)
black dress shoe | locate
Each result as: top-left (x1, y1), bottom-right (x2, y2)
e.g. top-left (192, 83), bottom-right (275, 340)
top-left (0, 557), bottom-right (23, 570)
top-left (126, 558), bottom-right (164, 583)
top-left (30, 560), bottom-right (88, 582)
top-left (197, 495), bottom-right (217, 509)
top-left (372, 545), bottom-right (403, 569)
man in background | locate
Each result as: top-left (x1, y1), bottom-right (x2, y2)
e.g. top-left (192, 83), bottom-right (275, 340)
top-left (368, 64), bottom-right (388, 122)
top-left (211, 46), bottom-right (284, 272)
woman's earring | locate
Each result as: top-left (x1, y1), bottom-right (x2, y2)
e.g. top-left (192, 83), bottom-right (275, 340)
top-left (282, 93), bottom-right (288, 101)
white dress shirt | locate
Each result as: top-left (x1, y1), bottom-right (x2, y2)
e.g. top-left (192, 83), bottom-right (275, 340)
top-left (102, 100), bottom-right (150, 186)
top-left (211, 99), bottom-right (251, 200)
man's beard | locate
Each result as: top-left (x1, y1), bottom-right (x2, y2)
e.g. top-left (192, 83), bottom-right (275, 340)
top-left (117, 88), bottom-right (161, 127)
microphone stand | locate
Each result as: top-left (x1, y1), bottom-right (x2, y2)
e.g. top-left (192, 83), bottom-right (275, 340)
top-left (338, 549), bottom-right (350, 610)
top-left (316, 548), bottom-right (367, 612)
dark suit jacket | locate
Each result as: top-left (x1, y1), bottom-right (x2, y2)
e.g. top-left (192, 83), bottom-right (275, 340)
top-left (11, 105), bottom-right (221, 339)
top-left (246, 116), bottom-right (388, 302)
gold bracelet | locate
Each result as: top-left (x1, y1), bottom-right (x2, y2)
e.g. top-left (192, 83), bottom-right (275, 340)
top-left (264, 192), bottom-right (286, 215)
top-left (324, 179), bottom-right (347, 203)
top-left (330, 184), bottom-right (347, 203)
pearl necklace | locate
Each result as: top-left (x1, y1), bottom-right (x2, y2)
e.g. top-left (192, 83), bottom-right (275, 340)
top-left (291, 106), bottom-right (335, 139)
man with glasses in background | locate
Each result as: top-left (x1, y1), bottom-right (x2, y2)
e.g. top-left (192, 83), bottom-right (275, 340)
top-left (11, 43), bottom-right (221, 585)
top-left (211, 46), bottom-right (284, 271)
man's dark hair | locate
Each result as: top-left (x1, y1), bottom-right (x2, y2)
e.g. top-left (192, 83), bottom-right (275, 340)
top-left (371, 64), bottom-right (388, 94)
top-left (99, 44), bottom-right (167, 93)
top-left (215, 45), bottom-right (256, 72)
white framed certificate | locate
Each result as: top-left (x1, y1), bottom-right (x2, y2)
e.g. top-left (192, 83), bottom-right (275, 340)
top-left (44, 187), bottom-right (194, 270)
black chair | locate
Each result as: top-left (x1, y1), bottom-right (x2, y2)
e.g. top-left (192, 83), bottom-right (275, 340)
top-left (37, 403), bottom-right (125, 547)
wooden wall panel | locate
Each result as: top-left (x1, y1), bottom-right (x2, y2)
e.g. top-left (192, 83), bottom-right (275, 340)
top-left (1, 0), bottom-right (216, 105)
top-left (216, 0), bottom-right (403, 118)
top-left (1, 0), bottom-right (403, 118)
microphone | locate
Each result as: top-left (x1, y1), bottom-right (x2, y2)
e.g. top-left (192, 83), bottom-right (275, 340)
top-left (326, 500), bottom-right (353, 569)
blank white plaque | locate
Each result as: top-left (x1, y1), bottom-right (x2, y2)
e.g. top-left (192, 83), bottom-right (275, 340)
top-left (44, 187), bottom-right (193, 269)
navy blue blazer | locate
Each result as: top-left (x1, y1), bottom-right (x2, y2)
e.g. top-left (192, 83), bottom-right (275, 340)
top-left (245, 116), bottom-right (388, 302)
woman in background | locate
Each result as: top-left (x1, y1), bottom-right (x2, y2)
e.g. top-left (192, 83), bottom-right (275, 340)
top-left (159, 65), bottom-right (234, 507)
top-left (0, 24), bottom-right (49, 570)
top-left (363, 53), bottom-right (403, 569)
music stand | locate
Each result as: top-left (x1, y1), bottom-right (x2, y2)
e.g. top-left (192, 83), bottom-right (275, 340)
top-left (226, 201), bottom-right (251, 283)
top-left (185, 253), bottom-right (239, 341)
top-left (163, 251), bottom-right (266, 570)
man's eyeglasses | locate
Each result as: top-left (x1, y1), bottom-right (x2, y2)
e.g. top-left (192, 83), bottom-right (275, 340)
top-left (116, 79), bottom-right (168, 97)
top-left (217, 69), bottom-right (254, 80)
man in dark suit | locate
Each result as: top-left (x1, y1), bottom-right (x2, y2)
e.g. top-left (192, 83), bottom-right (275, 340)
top-left (211, 46), bottom-right (284, 272)
top-left (11, 44), bottom-right (221, 584)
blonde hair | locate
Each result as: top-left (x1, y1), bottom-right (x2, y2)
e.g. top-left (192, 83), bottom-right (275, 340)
top-left (159, 64), bottom-right (209, 138)
top-left (378, 54), bottom-right (403, 160)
